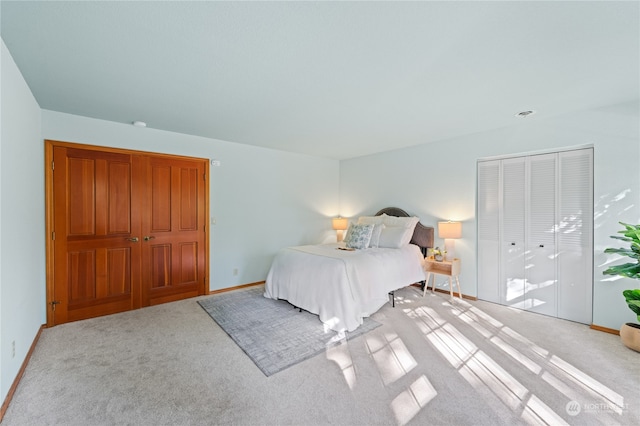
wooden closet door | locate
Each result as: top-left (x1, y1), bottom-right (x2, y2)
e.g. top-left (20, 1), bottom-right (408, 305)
top-left (51, 146), bottom-right (143, 324)
top-left (48, 141), bottom-right (209, 326)
top-left (140, 155), bottom-right (206, 306)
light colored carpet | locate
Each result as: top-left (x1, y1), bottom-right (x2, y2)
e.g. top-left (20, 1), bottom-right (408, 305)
top-left (3, 285), bottom-right (639, 426)
top-left (197, 287), bottom-right (380, 376)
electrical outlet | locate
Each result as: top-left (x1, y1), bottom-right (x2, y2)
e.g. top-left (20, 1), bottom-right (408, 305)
top-left (11, 341), bottom-right (15, 358)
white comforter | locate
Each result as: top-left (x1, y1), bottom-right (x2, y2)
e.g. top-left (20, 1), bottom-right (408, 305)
top-left (264, 243), bottom-right (425, 332)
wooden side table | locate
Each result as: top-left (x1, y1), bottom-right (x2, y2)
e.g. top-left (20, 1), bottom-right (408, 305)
top-left (423, 256), bottom-right (461, 299)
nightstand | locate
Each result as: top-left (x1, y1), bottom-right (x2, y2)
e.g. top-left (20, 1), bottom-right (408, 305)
top-left (423, 256), bottom-right (461, 299)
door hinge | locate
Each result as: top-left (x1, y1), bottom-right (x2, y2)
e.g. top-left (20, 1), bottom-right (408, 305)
top-left (52, 231), bottom-right (55, 240)
top-left (51, 160), bottom-right (55, 170)
top-left (203, 173), bottom-right (206, 181)
top-left (50, 300), bottom-right (60, 311)
top-left (203, 225), bottom-right (206, 232)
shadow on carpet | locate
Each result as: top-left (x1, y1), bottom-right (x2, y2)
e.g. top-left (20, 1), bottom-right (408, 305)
top-left (198, 286), bottom-right (381, 376)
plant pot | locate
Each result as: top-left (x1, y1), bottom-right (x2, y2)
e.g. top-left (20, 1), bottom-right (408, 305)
top-left (620, 323), bottom-right (640, 352)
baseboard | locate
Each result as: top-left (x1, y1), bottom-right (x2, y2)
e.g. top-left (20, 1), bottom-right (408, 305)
top-left (590, 324), bottom-right (620, 335)
top-left (409, 283), bottom-right (477, 300)
top-left (208, 281), bottom-right (265, 295)
top-left (431, 287), bottom-right (477, 300)
top-left (0, 324), bottom-right (45, 422)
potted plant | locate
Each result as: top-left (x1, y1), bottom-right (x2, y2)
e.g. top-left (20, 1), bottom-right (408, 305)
top-left (603, 222), bottom-right (640, 352)
top-left (432, 247), bottom-right (445, 262)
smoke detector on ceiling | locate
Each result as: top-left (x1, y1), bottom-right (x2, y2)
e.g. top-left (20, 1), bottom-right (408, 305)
top-left (515, 110), bottom-right (536, 118)
top-left (132, 120), bottom-right (147, 127)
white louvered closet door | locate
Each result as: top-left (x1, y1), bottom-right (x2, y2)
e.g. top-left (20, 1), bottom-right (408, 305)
top-left (476, 148), bottom-right (593, 324)
top-left (477, 160), bottom-right (501, 303)
top-left (526, 153), bottom-right (558, 316)
top-left (558, 149), bottom-right (593, 323)
top-left (501, 158), bottom-right (526, 308)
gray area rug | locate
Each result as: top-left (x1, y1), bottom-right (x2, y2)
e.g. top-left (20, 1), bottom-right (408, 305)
top-left (198, 286), bottom-right (380, 376)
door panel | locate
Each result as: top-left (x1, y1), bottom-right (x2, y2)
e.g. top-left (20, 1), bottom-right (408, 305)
top-left (68, 249), bottom-right (96, 301)
top-left (501, 157), bottom-right (526, 308)
top-left (179, 242), bottom-right (197, 283)
top-left (150, 244), bottom-right (172, 288)
top-left (525, 153), bottom-right (557, 316)
top-left (52, 146), bottom-right (142, 324)
top-left (557, 149), bottom-right (593, 323)
top-left (477, 160), bottom-right (501, 303)
top-left (107, 162), bottom-right (132, 234)
top-left (67, 157), bottom-right (96, 235)
top-left (151, 165), bottom-right (172, 231)
top-left (106, 247), bottom-right (132, 295)
top-left (142, 156), bottom-right (206, 306)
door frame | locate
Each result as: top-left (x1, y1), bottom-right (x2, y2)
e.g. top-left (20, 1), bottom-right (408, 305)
top-left (45, 140), bottom-right (210, 327)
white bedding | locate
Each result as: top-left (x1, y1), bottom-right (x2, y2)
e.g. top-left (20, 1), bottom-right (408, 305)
top-left (264, 243), bottom-right (425, 332)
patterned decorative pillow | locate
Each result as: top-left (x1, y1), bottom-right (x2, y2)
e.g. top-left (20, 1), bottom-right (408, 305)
top-left (345, 224), bottom-right (374, 250)
top-left (343, 222), bottom-right (355, 244)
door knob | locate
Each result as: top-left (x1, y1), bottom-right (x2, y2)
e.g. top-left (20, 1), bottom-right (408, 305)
top-left (127, 237), bottom-right (139, 242)
top-left (144, 236), bottom-right (156, 241)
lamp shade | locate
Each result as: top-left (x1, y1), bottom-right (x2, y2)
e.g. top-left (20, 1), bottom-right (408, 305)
top-left (438, 221), bottom-right (462, 239)
top-left (332, 217), bottom-right (348, 231)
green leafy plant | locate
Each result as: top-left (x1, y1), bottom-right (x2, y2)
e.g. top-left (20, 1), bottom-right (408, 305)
top-left (623, 289), bottom-right (640, 323)
top-left (603, 222), bottom-right (640, 322)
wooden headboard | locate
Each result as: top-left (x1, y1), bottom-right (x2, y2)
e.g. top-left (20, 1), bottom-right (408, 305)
top-left (375, 207), bottom-right (434, 253)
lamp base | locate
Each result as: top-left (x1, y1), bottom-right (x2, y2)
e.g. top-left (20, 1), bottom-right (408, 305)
top-left (444, 239), bottom-right (455, 261)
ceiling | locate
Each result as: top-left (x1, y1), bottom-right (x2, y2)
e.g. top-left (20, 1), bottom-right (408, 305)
top-left (2, 1), bottom-right (638, 160)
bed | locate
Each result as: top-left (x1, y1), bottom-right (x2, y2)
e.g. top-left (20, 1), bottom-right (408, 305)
top-left (264, 207), bottom-right (434, 332)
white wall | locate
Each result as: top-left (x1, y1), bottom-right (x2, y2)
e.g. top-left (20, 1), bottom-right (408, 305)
top-left (340, 101), bottom-right (640, 330)
top-left (2, 36), bottom-right (338, 408)
top-left (42, 110), bottom-right (340, 290)
top-left (0, 40), bottom-right (45, 403)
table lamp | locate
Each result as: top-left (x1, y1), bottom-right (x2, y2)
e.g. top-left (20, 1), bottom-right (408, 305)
top-left (332, 217), bottom-right (348, 242)
top-left (438, 221), bottom-right (462, 261)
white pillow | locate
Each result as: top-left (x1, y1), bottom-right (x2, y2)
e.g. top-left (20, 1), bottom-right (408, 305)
top-left (379, 216), bottom-right (419, 246)
top-left (378, 226), bottom-right (410, 248)
top-left (382, 214), bottom-right (419, 229)
top-left (345, 224), bottom-right (374, 250)
top-left (368, 223), bottom-right (385, 248)
top-left (357, 215), bottom-right (385, 225)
